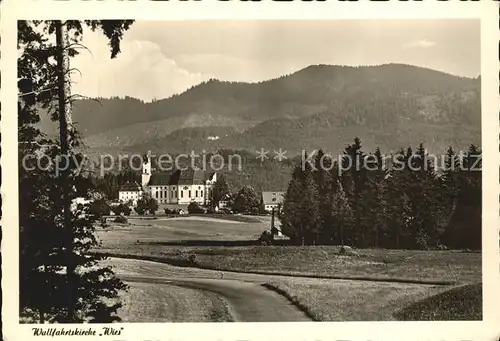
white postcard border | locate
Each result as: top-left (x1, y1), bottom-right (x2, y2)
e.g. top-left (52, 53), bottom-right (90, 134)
top-left (1, 0), bottom-right (499, 340)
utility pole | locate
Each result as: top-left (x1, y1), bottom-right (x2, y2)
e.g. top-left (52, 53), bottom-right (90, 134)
top-left (55, 20), bottom-right (75, 321)
top-left (271, 207), bottom-right (275, 230)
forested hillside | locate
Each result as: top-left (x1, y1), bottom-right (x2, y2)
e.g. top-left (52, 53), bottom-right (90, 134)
top-left (38, 64), bottom-right (480, 156)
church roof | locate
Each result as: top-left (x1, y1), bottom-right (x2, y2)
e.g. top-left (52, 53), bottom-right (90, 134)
top-left (178, 168), bottom-right (206, 185)
top-left (119, 181), bottom-right (142, 192)
top-left (148, 168), bottom-right (214, 186)
top-left (148, 173), bottom-right (174, 186)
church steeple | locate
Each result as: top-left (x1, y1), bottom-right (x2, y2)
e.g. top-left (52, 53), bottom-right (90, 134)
top-left (141, 154), bottom-right (151, 187)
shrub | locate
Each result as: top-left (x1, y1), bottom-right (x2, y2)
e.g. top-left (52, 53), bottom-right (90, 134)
top-left (121, 205), bottom-right (132, 216)
top-left (232, 185), bottom-right (260, 214)
top-left (134, 206), bottom-right (145, 215)
top-left (89, 199), bottom-right (111, 217)
top-left (258, 230), bottom-right (274, 245)
top-left (111, 205), bottom-right (122, 216)
top-left (187, 202), bottom-right (205, 214)
top-left (135, 196), bottom-right (158, 215)
top-left (188, 254), bottom-right (197, 264)
top-left (339, 245), bottom-right (358, 256)
top-left (113, 215), bottom-right (128, 224)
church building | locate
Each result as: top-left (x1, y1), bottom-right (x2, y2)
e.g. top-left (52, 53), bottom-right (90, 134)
top-left (140, 158), bottom-right (217, 205)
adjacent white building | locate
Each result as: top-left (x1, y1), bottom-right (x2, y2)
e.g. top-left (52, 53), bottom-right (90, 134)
top-left (118, 181), bottom-right (143, 205)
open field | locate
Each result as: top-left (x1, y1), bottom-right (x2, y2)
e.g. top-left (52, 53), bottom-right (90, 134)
top-left (393, 283), bottom-right (482, 320)
top-left (94, 216), bottom-right (482, 321)
top-left (262, 280), bottom-right (451, 321)
top-left (99, 215), bottom-right (271, 246)
top-left (119, 281), bottom-right (233, 322)
top-left (96, 216), bottom-right (481, 283)
top-left (262, 280), bottom-right (482, 321)
top-left (96, 217), bottom-right (481, 284)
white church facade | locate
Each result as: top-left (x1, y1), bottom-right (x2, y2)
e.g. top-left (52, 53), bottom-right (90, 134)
top-left (138, 158), bottom-right (217, 205)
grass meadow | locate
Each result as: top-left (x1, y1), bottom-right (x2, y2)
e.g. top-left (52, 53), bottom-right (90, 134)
top-left (95, 215), bottom-right (482, 321)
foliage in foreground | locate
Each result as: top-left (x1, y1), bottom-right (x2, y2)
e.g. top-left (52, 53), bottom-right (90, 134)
top-left (18, 20), bottom-right (133, 323)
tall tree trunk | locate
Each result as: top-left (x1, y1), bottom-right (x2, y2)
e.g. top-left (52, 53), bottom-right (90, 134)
top-left (55, 20), bottom-right (75, 322)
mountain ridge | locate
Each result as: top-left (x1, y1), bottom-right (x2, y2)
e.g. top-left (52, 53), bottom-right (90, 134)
top-left (38, 63), bottom-right (481, 156)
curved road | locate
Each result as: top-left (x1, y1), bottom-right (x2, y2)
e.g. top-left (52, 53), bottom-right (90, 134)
top-left (107, 258), bottom-right (310, 322)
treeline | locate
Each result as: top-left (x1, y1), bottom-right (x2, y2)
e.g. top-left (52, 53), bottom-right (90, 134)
top-left (281, 138), bottom-right (481, 250)
top-left (92, 170), bottom-right (139, 200)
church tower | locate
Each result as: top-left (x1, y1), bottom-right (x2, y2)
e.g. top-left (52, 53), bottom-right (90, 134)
top-left (141, 155), bottom-right (151, 188)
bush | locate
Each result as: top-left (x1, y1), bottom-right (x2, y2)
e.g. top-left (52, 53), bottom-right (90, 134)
top-left (206, 206), bottom-right (216, 214)
top-left (187, 202), bottom-right (205, 214)
top-left (338, 245), bottom-right (358, 256)
top-left (89, 199), bottom-right (111, 217)
top-left (164, 208), bottom-right (171, 215)
top-left (188, 254), bottom-right (197, 264)
top-left (258, 230), bottom-right (274, 245)
top-left (232, 185), bottom-right (260, 214)
top-left (113, 215), bottom-right (128, 224)
top-left (134, 206), bottom-right (145, 215)
top-left (135, 196), bottom-right (158, 215)
top-left (122, 205), bottom-right (132, 216)
top-left (111, 205), bottom-right (122, 216)
top-left (99, 217), bottom-right (108, 228)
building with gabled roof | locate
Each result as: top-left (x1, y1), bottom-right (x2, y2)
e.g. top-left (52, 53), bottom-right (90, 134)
top-left (118, 181), bottom-right (143, 205)
top-left (261, 191), bottom-right (285, 212)
top-left (140, 158), bottom-right (217, 205)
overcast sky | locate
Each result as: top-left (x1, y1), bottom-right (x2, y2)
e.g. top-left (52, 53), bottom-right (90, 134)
top-left (71, 20), bottom-right (480, 102)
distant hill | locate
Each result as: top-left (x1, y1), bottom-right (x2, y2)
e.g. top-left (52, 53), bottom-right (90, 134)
top-left (39, 63), bottom-right (481, 157)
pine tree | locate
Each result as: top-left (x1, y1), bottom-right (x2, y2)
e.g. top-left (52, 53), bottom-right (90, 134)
top-left (212, 175), bottom-right (230, 207)
top-left (409, 143), bottom-right (440, 249)
top-left (19, 20), bottom-right (133, 323)
top-left (440, 146), bottom-right (461, 244)
top-left (313, 149), bottom-right (333, 243)
top-left (330, 179), bottom-right (353, 246)
top-left (445, 145), bottom-right (481, 249)
top-left (341, 137), bottom-right (368, 247)
top-left (281, 161), bottom-right (319, 245)
top-left (383, 149), bottom-right (412, 248)
top-left (359, 147), bottom-right (387, 247)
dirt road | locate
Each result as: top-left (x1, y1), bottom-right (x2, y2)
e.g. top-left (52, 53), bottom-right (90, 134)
top-left (107, 258), bottom-right (311, 322)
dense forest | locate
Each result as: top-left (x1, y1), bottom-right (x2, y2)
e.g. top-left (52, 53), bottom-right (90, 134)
top-left (280, 138), bottom-right (482, 250)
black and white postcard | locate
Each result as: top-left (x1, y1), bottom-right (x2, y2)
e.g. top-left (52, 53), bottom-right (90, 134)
top-left (2, 1), bottom-right (499, 341)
